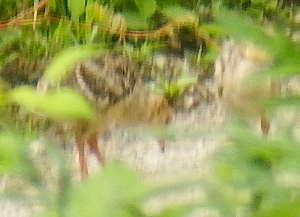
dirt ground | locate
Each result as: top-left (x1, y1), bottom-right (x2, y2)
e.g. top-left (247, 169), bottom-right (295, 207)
top-left (0, 101), bottom-right (224, 217)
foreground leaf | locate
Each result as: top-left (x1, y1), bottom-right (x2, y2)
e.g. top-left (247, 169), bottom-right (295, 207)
top-left (44, 45), bottom-right (105, 86)
top-left (0, 131), bottom-right (22, 173)
top-left (68, 0), bottom-right (86, 22)
top-left (67, 162), bottom-right (145, 217)
top-left (134, 0), bottom-right (156, 18)
top-left (10, 86), bottom-right (94, 120)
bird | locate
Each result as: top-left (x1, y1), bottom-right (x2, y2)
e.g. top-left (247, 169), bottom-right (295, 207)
top-left (214, 40), bottom-right (278, 135)
top-left (38, 53), bottom-right (174, 179)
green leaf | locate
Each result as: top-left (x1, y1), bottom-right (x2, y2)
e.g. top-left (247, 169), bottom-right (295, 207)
top-left (10, 86), bottom-right (94, 120)
top-left (9, 86), bottom-right (39, 112)
top-left (213, 10), bottom-right (275, 50)
top-left (246, 8), bottom-right (264, 21)
top-left (134, 0), bottom-right (156, 18)
top-left (68, 0), bottom-right (86, 22)
top-left (266, 0), bottom-right (278, 11)
top-left (0, 131), bottom-right (22, 173)
top-left (198, 24), bottom-right (222, 35)
top-left (154, 205), bottom-right (200, 217)
top-left (259, 200), bottom-right (300, 217)
top-left (214, 9), bottom-right (300, 69)
top-left (38, 88), bottom-right (95, 120)
top-left (201, 49), bottom-right (219, 63)
top-left (85, 3), bottom-right (108, 24)
top-left (123, 11), bottom-right (149, 30)
top-left (161, 5), bottom-right (194, 20)
top-left (67, 162), bottom-right (145, 217)
top-left (176, 75), bottom-right (197, 90)
top-left (49, 0), bottom-right (56, 11)
top-left (53, 21), bottom-right (75, 44)
top-left (264, 96), bottom-right (300, 109)
top-left (44, 45), bottom-right (104, 85)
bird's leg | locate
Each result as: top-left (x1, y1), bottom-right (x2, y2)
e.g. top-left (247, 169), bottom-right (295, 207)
top-left (260, 111), bottom-right (270, 136)
top-left (158, 139), bottom-right (166, 152)
top-left (87, 133), bottom-right (105, 164)
top-left (75, 132), bottom-right (88, 179)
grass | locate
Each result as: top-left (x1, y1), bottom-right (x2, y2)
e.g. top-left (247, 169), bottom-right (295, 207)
top-left (0, 0), bottom-right (300, 216)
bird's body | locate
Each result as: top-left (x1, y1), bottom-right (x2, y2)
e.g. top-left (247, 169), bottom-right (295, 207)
top-left (73, 54), bottom-right (145, 109)
top-left (39, 54), bottom-right (174, 178)
top-left (214, 41), bottom-right (277, 134)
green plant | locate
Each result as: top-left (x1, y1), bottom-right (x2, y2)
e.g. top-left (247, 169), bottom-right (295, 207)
top-left (202, 9), bottom-right (300, 216)
top-left (149, 72), bottom-right (197, 100)
top-left (1, 1), bottom-right (300, 217)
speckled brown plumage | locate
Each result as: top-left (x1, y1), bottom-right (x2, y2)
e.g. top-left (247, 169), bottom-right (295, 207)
top-left (74, 54), bottom-right (144, 109)
top-left (1, 57), bottom-right (51, 87)
top-left (45, 53), bottom-right (174, 178)
top-left (214, 41), bottom-right (277, 135)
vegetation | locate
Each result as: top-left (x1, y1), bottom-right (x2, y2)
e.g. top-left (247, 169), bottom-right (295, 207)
top-left (0, 0), bottom-right (300, 217)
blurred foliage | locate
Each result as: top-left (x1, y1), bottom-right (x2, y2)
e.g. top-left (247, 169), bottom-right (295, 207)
top-left (0, 0), bottom-right (300, 217)
top-left (207, 7), bottom-right (300, 217)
